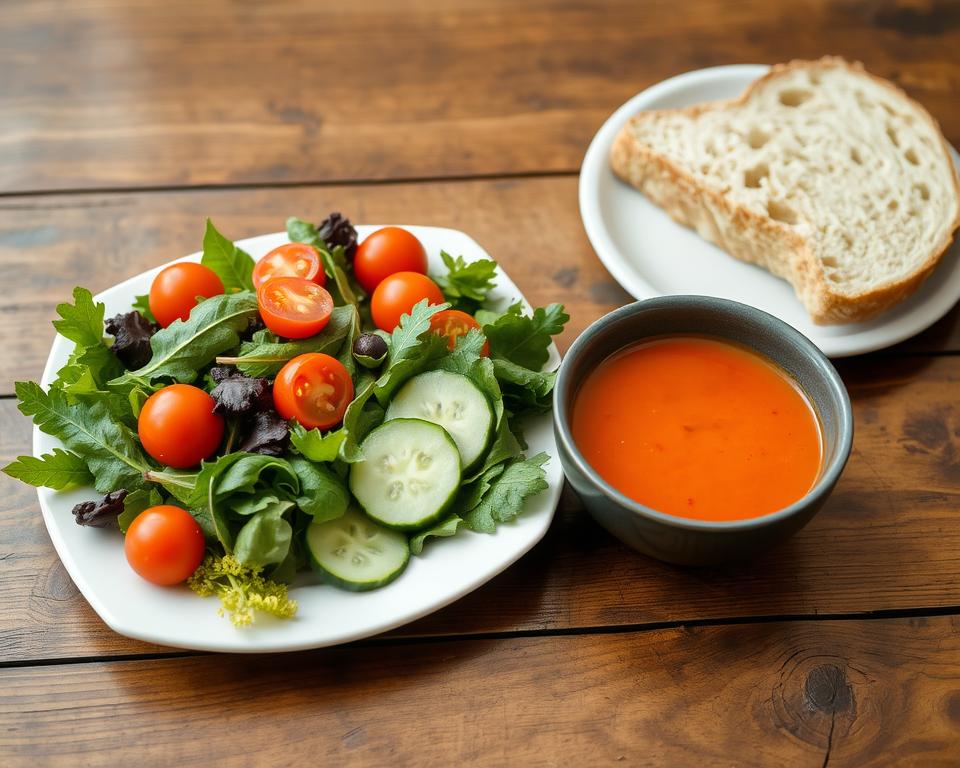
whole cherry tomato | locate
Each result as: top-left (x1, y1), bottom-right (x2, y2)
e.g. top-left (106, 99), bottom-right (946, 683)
top-left (354, 227), bottom-right (428, 294)
top-left (138, 384), bottom-right (224, 468)
top-left (371, 271), bottom-right (444, 332)
top-left (125, 505), bottom-right (206, 586)
top-left (149, 262), bottom-right (224, 328)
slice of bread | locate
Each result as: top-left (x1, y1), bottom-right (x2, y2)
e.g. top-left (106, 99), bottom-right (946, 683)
top-left (610, 57), bottom-right (960, 324)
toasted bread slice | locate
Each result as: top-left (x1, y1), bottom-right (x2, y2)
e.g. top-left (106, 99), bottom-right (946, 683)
top-left (610, 57), bottom-right (960, 324)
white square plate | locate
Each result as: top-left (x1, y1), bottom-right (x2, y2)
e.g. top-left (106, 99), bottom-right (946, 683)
top-left (34, 225), bottom-right (563, 652)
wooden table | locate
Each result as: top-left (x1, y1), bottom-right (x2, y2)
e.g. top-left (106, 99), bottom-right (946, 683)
top-left (2, 1), bottom-right (959, 764)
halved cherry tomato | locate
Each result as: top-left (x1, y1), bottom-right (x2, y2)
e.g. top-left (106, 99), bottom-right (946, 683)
top-left (354, 227), bottom-right (428, 294)
top-left (429, 309), bottom-right (490, 355)
top-left (138, 384), bottom-right (224, 468)
top-left (252, 243), bottom-right (326, 289)
top-left (149, 262), bottom-right (224, 328)
top-left (257, 277), bottom-right (334, 339)
top-left (124, 505), bottom-right (206, 586)
top-left (371, 271), bottom-right (445, 332)
top-left (273, 353), bottom-right (354, 430)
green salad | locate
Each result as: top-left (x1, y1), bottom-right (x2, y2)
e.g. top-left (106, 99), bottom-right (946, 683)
top-left (4, 214), bottom-right (567, 626)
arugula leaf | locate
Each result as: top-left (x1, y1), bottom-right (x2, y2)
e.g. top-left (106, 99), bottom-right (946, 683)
top-left (131, 294), bottom-right (157, 324)
top-left (462, 453), bottom-right (549, 533)
top-left (201, 219), bottom-right (256, 292)
top-left (216, 304), bottom-right (353, 377)
top-left (493, 358), bottom-right (557, 416)
top-left (111, 292), bottom-right (259, 388)
top-left (471, 417), bottom-right (523, 479)
top-left (118, 487), bottom-right (163, 533)
top-left (410, 515), bottom-right (464, 556)
top-left (58, 346), bottom-right (124, 394)
top-left (373, 299), bottom-right (450, 405)
top-left (53, 287), bottom-right (106, 349)
top-left (339, 380), bottom-right (385, 463)
top-left (234, 506), bottom-right (294, 569)
top-left (15, 381), bottom-right (151, 493)
top-left (289, 457), bottom-right (349, 523)
top-left (3, 448), bottom-right (93, 490)
top-left (455, 462), bottom-right (507, 515)
top-left (52, 288), bottom-right (124, 389)
top-left (386, 299), bottom-right (450, 364)
top-left (484, 303), bottom-right (568, 371)
top-left (290, 424), bottom-right (346, 463)
top-left (435, 251), bottom-right (497, 304)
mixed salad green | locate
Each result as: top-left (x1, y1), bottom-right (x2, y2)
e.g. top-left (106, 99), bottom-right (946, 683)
top-left (4, 214), bottom-right (567, 627)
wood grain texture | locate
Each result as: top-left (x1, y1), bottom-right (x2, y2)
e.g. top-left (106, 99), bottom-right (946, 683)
top-left (2, 178), bottom-right (959, 394)
top-left (3, 352), bottom-right (959, 661)
top-left (3, 616), bottom-right (960, 766)
top-left (2, 0), bottom-right (959, 192)
top-left (0, 177), bottom-right (630, 391)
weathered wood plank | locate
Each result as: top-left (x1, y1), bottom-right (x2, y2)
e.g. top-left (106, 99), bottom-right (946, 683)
top-left (2, 616), bottom-right (959, 766)
top-left (2, 0), bottom-right (959, 192)
top-left (2, 353), bottom-right (959, 661)
top-left (0, 177), bottom-right (631, 390)
top-left (2, 178), bottom-right (958, 395)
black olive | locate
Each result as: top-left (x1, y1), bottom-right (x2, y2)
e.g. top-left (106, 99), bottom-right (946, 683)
top-left (353, 333), bottom-right (388, 368)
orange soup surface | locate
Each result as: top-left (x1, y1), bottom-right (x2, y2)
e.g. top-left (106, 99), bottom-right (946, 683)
top-left (571, 336), bottom-right (822, 522)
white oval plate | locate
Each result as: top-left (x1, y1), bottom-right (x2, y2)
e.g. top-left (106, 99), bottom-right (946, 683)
top-left (34, 226), bottom-right (562, 653)
top-left (579, 64), bottom-right (960, 357)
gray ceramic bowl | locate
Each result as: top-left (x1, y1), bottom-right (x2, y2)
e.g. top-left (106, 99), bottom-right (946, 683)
top-left (553, 296), bottom-right (853, 566)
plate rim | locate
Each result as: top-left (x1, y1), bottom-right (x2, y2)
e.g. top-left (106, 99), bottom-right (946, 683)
top-left (578, 63), bottom-right (960, 357)
top-left (33, 224), bottom-right (563, 653)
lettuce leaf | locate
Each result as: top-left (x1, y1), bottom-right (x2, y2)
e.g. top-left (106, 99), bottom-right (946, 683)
top-left (201, 219), bottom-right (256, 293)
top-left (111, 292), bottom-right (259, 388)
top-left (216, 304), bottom-right (353, 377)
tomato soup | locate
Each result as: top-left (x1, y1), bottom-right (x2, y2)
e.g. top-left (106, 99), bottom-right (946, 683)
top-left (570, 336), bottom-right (822, 522)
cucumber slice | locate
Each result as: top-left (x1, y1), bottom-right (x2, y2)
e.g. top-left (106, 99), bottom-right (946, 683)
top-left (306, 507), bottom-right (410, 591)
top-left (349, 418), bottom-right (461, 530)
top-left (385, 370), bottom-right (494, 471)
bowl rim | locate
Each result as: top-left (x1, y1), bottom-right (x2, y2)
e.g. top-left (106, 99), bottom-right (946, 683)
top-left (553, 295), bottom-right (854, 533)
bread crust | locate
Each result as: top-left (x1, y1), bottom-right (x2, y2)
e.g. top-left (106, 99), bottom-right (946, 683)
top-left (610, 57), bottom-right (960, 325)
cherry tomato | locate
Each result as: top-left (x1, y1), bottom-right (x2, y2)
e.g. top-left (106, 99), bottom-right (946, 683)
top-left (354, 227), bottom-right (428, 294)
top-left (273, 353), bottom-right (354, 430)
top-left (252, 243), bottom-right (326, 289)
top-left (429, 309), bottom-right (490, 355)
top-left (371, 271), bottom-right (445, 332)
top-left (149, 263), bottom-right (224, 328)
top-left (138, 384), bottom-right (224, 469)
top-left (125, 505), bottom-right (206, 586)
top-left (257, 277), bottom-right (334, 339)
